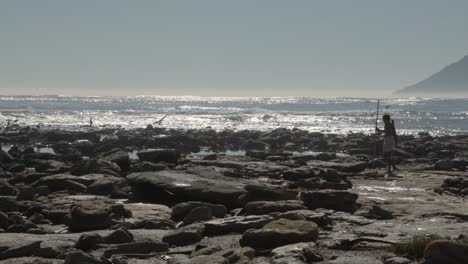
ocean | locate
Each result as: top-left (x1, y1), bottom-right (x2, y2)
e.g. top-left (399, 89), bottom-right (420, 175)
top-left (0, 95), bottom-right (467, 135)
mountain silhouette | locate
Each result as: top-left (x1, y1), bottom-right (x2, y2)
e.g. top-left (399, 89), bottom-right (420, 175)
top-left (396, 55), bottom-right (468, 97)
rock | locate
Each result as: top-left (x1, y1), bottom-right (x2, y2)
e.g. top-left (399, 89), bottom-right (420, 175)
top-left (69, 205), bottom-right (112, 232)
top-left (204, 215), bottom-right (273, 235)
top-left (271, 242), bottom-right (321, 264)
top-left (127, 171), bottom-right (248, 208)
top-left (64, 250), bottom-right (105, 264)
top-left (276, 210), bottom-right (331, 227)
top-left (87, 177), bottom-right (128, 198)
top-left (384, 257), bottom-right (413, 264)
top-left (203, 154), bottom-right (218, 160)
top-left (101, 149), bottom-right (130, 172)
top-left (35, 185), bottom-right (50, 197)
top-left (71, 159), bottom-right (121, 177)
top-left (103, 228), bottom-right (134, 244)
top-left (244, 184), bottom-right (299, 201)
top-left (136, 149), bottom-right (180, 163)
top-left (210, 247), bottom-right (256, 263)
top-left (434, 160), bottom-right (454, 171)
top-left (356, 205), bottom-right (394, 220)
top-left (75, 233), bottom-right (103, 251)
top-left (423, 240), bottom-right (468, 264)
top-left (300, 190), bottom-right (358, 213)
top-left (242, 139), bottom-right (268, 150)
top-left (188, 255), bottom-right (228, 264)
top-left (0, 211), bottom-right (10, 229)
top-left (240, 218), bottom-right (319, 249)
top-left (30, 174), bottom-right (90, 193)
top-left (0, 180), bottom-right (17, 196)
top-left (244, 200), bottom-right (307, 215)
top-left (162, 223), bottom-right (205, 246)
top-left (0, 241), bottom-right (42, 260)
top-left (0, 196), bottom-right (19, 212)
top-left (0, 149), bottom-right (14, 163)
top-left (130, 161), bottom-right (167, 173)
top-left (17, 187), bottom-right (35, 201)
top-left (103, 241), bottom-right (169, 258)
top-left (183, 206), bottom-right (213, 225)
top-left (171, 202), bottom-right (227, 221)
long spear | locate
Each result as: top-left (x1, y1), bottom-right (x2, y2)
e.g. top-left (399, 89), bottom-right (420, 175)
top-left (373, 100), bottom-right (380, 160)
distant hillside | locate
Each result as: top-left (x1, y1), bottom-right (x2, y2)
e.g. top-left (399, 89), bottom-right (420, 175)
top-left (396, 55), bottom-right (468, 97)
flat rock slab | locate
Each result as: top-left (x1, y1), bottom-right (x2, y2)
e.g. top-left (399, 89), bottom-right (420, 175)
top-left (127, 171), bottom-right (248, 208)
top-left (240, 218), bottom-right (319, 249)
top-left (204, 215), bottom-right (273, 235)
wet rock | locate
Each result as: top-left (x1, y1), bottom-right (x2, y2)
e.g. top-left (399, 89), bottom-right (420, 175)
top-left (130, 161), bottom-right (167, 173)
top-left (240, 218), bottom-right (319, 249)
top-left (183, 206), bottom-right (213, 225)
top-left (434, 160), bottom-right (454, 171)
top-left (30, 174), bottom-right (91, 193)
top-left (244, 200), bottom-right (307, 215)
top-left (64, 250), bottom-right (105, 264)
top-left (300, 190), bottom-right (358, 213)
top-left (276, 209), bottom-right (331, 227)
top-left (68, 205), bottom-right (112, 232)
top-left (204, 215), bottom-right (273, 235)
top-left (0, 180), bottom-right (17, 196)
top-left (0, 211), bottom-right (10, 229)
top-left (75, 233), bottom-right (103, 251)
top-left (242, 139), bottom-right (268, 150)
top-left (136, 149), bottom-right (180, 164)
top-left (17, 187), bottom-right (35, 201)
top-left (87, 177), bottom-right (128, 198)
top-left (0, 196), bottom-right (19, 212)
top-left (71, 159), bottom-right (121, 177)
top-left (210, 247), bottom-right (256, 263)
top-left (245, 184), bottom-right (298, 201)
top-left (271, 242), bottom-right (321, 264)
top-left (127, 171), bottom-right (248, 208)
top-left (423, 240), bottom-right (468, 264)
top-left (187, 255), bottom-right (228, 264)
top-left (203, 154), bottom-right (218, 160)
top-left (356, 205), bottom-right (394, 220)
top-left (0, 241), bottom-right (42, 260)
top-left (103, 228), bottom-right (134, 244)
top-left (384, 257), bottom-right (413, 264)
top-left (103, 241), bottom-right (169, 258)
top-left (171, 201), bottom-right (227, 221)
top-left (101, 149), bottom-right (130, 172)
top-left (162, 223), bottom-right (205, 246)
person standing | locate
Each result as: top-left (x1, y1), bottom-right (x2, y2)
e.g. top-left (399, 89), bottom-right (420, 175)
top-left (376, 114), bottom-right (398, 176)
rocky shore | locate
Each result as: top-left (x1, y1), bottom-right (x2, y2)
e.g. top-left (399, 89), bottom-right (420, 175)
top-left (0, 126), bottom-right (467, 264)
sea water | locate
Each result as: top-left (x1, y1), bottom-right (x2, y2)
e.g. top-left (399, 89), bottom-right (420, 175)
top-left (0, 95), bottom-right (467, 135)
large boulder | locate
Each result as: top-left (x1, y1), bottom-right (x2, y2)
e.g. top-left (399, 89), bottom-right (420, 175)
top-left (71, 159), bottom-right (121, 177)
top-left (103, 242), bottom-right (169, 258)
top-left (136, 149), bottom-right (180, 164)
top-left (68, 205), bottom-right (112, 232)
top-left (244, 200), bottom-right (307, 215)
top-left (101, 149), bottom-right (130, 172)
top-left (423, 240), bottom-right (468, 264)
top-left (0, 196), bottom-right (19, 212)
top-left (162, 223), bottom-right (205, 246)
top-left (127, 171), bottom-right (248, 208)
top-left (240, 218), bottom-right (319, 249)
top-left (300, 190), bottom-right (358, 213)
top-left (204, 215), bottom-right (273, 235)
top-left (171, 202), bottom-right (227, 221)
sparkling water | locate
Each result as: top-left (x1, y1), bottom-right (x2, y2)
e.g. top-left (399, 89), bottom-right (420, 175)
top-left (0, 95), bottom-right (467, 135)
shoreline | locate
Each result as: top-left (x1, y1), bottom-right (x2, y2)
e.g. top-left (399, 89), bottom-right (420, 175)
top-left (0, 124), bottom-right (467, 263)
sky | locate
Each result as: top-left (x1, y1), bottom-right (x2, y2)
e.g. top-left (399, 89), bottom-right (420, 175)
top-left (1, 0), bottom-right (467, 97)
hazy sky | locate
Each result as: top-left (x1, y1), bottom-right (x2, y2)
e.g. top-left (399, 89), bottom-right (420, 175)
top-left (1, 0), bottom-right (467, 97)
